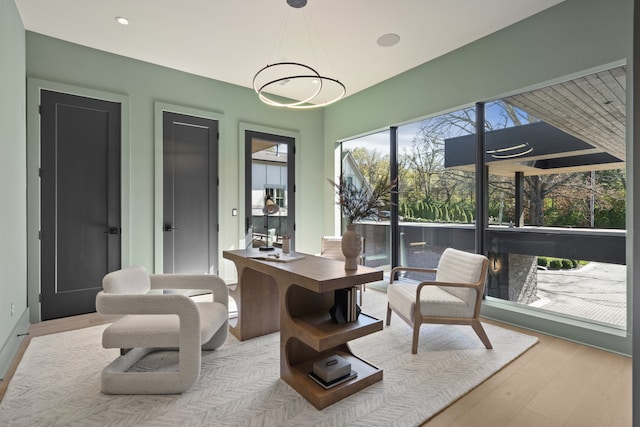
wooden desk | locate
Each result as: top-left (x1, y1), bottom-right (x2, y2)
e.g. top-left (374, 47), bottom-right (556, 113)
top-left (223, 248), bottom-right (384, 409)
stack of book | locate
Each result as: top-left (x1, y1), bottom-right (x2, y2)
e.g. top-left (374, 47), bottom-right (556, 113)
top-left (329, 287), bottom-right (361, 324)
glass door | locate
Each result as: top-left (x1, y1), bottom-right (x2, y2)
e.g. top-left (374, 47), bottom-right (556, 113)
top-left (245, 130), bottom-right (295, 250)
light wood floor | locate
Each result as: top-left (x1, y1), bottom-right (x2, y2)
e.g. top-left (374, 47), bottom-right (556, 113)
top-left (424, 319), bottom-right (632, 427)
top-left (0, 315), bottom-right (632, 426)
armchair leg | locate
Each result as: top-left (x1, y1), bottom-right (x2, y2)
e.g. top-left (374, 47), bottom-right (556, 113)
top-left (411, 322), bottom-right (420, 354)
top-left (386, 304), bottom-right (392, 326)
top-left (471, 319), bottom-right (493, 349)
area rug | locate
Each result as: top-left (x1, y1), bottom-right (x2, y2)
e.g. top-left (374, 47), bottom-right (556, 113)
top-left (0, 289), bottom-right (537, 427)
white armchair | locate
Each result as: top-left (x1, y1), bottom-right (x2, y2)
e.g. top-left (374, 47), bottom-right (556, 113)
top-left (386, 248), bottom-right (492, 354)
top-left (96, 266), bottom-right (229, 394)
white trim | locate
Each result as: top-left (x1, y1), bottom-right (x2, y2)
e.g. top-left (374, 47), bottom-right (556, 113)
top-left (153, 102), bottom-right (224, 274)
top-left (236, 122), bottom-right (300, 278)
top-left (26, 78), bottom-right (131, 323)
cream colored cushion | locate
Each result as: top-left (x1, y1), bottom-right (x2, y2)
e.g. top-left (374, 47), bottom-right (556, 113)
top-left (388, 281), bottom-right (474, 322)
top-left (102, 265), bottom-right (150, 294)
top-left (320, 236), bottom-right (345, 260)
top-left (435, 248), bottom-right (485, 305)
top-left (102, 301), bottom-right (227, 349)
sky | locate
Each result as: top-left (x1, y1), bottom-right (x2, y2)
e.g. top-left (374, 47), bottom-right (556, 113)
top-left (340, 101), bottom-right (530, 156)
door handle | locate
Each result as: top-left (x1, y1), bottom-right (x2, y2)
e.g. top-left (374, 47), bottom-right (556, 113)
top-left (164, 224), bottom-right (178, 232)
top-left (104, 227), bottom-right (121, 235)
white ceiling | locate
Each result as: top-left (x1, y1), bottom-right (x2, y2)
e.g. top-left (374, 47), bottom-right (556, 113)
top-left (16, 0), bottom-right (565, 103)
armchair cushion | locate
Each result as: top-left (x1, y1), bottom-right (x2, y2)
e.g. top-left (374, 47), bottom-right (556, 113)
top-left (320, 236), bottom-right (345, 260)
top-left (102, 265), bottom-right (150, 294)
top-left (102, 302), bottom-right (227, 349)
top-left (435, 248), bottom-right (486, 304)
top-left (387, 282), bottom-right (474, 322)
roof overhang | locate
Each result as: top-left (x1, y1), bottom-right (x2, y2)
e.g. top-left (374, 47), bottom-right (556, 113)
top-left (444, 121), bottom-right (623, 176)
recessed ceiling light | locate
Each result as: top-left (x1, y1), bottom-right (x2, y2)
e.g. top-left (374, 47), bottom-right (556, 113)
top-left (377, 33), bottom-right (400, 47)
top-left (114, 16), bottom-right (129, 26)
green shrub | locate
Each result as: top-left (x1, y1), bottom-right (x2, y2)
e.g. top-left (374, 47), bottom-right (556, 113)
top-left (571, 259), bottom-right (579, 268)
top-left (549, 259), bottom-right (562, 269)
top-left (537, 257), bottom-right (548, 267)
top-left (561, 259), bottom-right (573, 269)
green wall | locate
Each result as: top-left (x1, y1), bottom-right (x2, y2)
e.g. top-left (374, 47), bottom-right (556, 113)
top-left (0, 0), bottom-right (28, 378)
top-left (1, 0), bottom-right (634, 374)
top-left (24, 32), bottom-right (326, 313)
top-left (324, 0), bottom-right (634, 354)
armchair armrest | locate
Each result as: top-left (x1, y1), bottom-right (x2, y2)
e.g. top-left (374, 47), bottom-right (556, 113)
top-left (390, 266), bottom-right (437, 284)
top-left (149, 274), bottom-right (229, 309)
top-left (96, 292), bottom-right (199, 318)
top-left (415, 280), bottom-right (484, 298)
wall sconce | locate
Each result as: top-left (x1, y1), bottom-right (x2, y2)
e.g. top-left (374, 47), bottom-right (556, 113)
top-left (489, 253), bottom-right (502, 274)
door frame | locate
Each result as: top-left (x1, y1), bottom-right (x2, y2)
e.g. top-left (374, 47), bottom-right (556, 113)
top-left (153, 102), bottom-right (224, 273)
top-left (238, 122), bottom-right (300, 253)
top-left (26, 78), bottom-right (131, 324)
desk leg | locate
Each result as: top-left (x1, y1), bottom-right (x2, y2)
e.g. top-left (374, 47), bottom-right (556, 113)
top-left (229, 266), bottom-right (280, 341)
top-left (279, 283), bottom-right (383, 410)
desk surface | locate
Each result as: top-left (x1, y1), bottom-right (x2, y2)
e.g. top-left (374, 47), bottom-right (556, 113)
top-left (223, 249), bottom-right (382, 293)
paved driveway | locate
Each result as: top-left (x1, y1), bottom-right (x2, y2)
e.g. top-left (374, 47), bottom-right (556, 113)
top-left (531, 262), bottom-right (626, 328)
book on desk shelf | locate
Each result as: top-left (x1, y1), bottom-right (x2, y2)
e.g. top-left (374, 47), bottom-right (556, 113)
top-left (329, 287), bottom-right (361, 324)
top-left (308, 369), bottom-right (357, 390)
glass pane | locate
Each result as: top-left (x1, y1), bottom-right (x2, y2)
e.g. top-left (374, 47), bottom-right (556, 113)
top-left (396, 107), bottom-right (477, 280)
top-left (483, 66), bottom-right (627, 329)
top-left (340, 130), bottom-right (391, 272)
top-left (250, 140), bottom-right (290, 247)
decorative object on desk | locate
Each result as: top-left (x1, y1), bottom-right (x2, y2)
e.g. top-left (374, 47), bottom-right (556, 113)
top-left (312, 355), bottom-right (351, 383)
top-left (341, 224), bottom-right (362, 270)
top-left (250, 252), bottom-right (305, 263)
top-left (260, 194), bottom-right (280, 251)
top-left (329, 287), bottom-right (361, 324)
top-left (282, 235), bottom-right (290, 254)
top-left (328, 173), bottom-right (396, 270)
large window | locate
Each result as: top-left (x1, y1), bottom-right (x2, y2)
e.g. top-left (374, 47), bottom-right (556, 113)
top-left (481, 67), bottom-right (627, 329)
top-left (396, 107), bottom-right (477, 278)
top-left (335, 65), bottom-right (627, 331)
top-left (339, 130), bottom-right (391, 271)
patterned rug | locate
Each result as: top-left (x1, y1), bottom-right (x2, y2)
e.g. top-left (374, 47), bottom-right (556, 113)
top-left (0, 289), bottom-right (537, 426)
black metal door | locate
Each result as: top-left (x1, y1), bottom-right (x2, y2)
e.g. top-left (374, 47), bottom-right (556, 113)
top-left (40, 90), bottom-right (121, 320)
top-left (163, 111), bottom-right (219, 274)
top-left (244, 130), bottom-right (295, 249)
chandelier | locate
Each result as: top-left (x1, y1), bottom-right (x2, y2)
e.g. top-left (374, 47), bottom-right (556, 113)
top-left (253, 0), bottom-right (346, 109)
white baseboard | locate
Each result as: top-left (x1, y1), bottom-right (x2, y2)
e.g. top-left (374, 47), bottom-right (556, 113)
top-left (0, 309), bottom-right (30, 381)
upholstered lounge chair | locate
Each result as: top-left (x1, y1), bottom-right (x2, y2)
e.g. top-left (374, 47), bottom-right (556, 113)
top-left (96, 266), bottom-right (229, 394)
top-left (386, 247), bottom-right (492, 354)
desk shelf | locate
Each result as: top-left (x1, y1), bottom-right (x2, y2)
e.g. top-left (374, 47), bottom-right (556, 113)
top-left (289, 350), bottom-right (383, 410)
top-left (284, 293), bottom-right (383, 409)
top-left (291, 312), bottom-right (382, 352)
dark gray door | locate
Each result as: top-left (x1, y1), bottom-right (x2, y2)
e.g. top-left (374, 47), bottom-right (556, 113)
top-left (40, 90), bottom-right (121, 320)
top-left (163, 112), bottom-right (219, 274)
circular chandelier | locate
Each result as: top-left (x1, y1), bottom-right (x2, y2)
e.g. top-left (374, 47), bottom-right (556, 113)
top-left (253, 0), bottom-right (346, 109)
top-left (253, 62), bottom-right (346, 109)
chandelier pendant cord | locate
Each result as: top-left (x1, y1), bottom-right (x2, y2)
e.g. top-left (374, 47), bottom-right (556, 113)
top-left (253, 0), bottom-right (346, 109)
